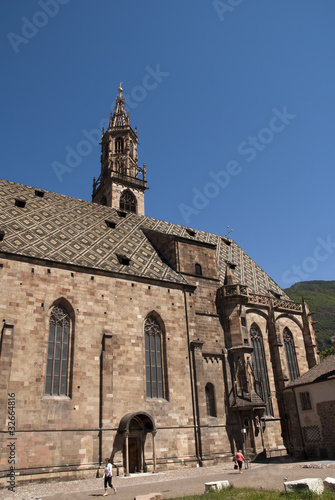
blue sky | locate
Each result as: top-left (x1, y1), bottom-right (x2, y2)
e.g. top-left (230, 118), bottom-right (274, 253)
top-left (1, 0), bottom-right (335, 290)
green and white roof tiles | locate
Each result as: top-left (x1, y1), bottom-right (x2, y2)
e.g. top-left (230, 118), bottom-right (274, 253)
top-left (0, 178), bottom-right (286, 297)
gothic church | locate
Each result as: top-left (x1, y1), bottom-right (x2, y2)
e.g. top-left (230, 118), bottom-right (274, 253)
top-left (0, 86), bottom-right (319, 485)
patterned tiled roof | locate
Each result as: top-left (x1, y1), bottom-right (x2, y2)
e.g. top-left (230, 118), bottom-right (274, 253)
top-left (232, 392), bottom-right (266, 409)
top-left (285, 355), bottom-right (335, 389)
top-left (0, 179), bottom-right (286, 295)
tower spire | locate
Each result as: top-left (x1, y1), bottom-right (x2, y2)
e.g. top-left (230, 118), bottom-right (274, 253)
top-left (109, 83), bottom-right (129, 128)
top-left (92, 85), bottom-right (148, 215)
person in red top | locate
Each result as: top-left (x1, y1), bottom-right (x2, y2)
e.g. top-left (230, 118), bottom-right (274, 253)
top-left (235, 450), bottom-right (246, 473)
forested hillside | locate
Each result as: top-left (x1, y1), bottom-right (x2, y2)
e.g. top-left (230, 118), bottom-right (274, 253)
top-left (284, 280), bottom-right (335, 352)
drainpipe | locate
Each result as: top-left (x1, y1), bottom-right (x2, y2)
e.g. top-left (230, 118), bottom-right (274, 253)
top-left (184, 289), bottom-right (202, 466)
top-left (292, 388), bottom-right (306, 459)
top-left (191, 341), bottom-right (203, 465)
top-left (99, 337), bottom-right (104, 467)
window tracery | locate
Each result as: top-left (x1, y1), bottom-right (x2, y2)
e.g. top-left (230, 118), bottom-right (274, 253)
top-left (145, 315), bottom-right (165, 399)
top-left (283, 327), bottom-right (299, 381)
top-left (45, 304), bottom-right (71, 396)
top-left (250, 323), bottom-right (273, 415)
top-left (120, 190), bottom-right (136, 213)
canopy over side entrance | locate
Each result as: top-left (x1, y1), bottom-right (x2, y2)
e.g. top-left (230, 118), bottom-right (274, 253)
top-left (117, 412), bottom-right (157, 474)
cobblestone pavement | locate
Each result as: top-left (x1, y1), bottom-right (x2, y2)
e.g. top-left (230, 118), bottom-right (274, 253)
top-left (1, 460), bottom-right (335, 500)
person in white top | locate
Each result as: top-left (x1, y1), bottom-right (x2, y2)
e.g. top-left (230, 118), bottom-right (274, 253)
top-left (103, 457), bottom-right (117, 496)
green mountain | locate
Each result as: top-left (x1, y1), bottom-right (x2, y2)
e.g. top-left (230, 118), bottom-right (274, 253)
top-left (284, 280), bottom-right (335, 352)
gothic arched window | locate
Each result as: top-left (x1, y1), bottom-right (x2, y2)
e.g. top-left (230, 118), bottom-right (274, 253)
top-left (205, 383), bottom-right (217, 417)
top-left (45, 304), bottom-right (71, 396)
top-left (250, 323), bottom-right (273, 415)
top-left (120, 190), bottom-right (136, 213)
top-left (195, 263), bottom-right (202, 276)
top-left (115, 137), bottom-right (124, 153)
top-left (129, 140), bottom-right (134, 158)
top-left (283, 327), bottom-right (299, 381)
top-left (145, 315), bottom-right (165, 399)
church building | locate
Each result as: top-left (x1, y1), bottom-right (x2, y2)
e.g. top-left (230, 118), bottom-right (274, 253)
top-left (0, 86), bottom-right (319, 486)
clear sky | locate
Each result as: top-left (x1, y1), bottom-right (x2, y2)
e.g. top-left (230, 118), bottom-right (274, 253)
top-left (1, 0), bottom-right (335, 290)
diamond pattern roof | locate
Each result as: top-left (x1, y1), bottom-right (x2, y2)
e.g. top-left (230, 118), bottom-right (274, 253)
top-left (0, 179), bottom-right (285, 295)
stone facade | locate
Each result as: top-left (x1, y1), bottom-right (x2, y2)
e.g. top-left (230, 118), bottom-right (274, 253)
top-left (283, 356), bottom-right (335, 460)
top-left (0, 88), bottom-right (320, 487)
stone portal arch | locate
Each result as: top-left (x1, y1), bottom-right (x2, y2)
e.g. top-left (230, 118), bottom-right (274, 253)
top-left (117, 412), bottom-right (156, 474)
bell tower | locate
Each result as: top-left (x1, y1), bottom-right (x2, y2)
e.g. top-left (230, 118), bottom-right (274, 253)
top-left (92, 84), bottom-right (148, 215)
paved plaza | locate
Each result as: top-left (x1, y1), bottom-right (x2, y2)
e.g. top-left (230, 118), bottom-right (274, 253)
top-left (1, 459), bottom-right (335, 500)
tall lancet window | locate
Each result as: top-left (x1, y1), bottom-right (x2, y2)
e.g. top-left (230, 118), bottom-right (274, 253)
top-left (250, 323), bottom-right (273, 415)
top-left (115, 137), bottom-right (124, 153)
top-left (145, 315), bottom-right (165, 399)
top-left (283, 327), bottom-right (299, 381)
top-left (129, 140), bottom-right (134, 158)
top-left (195, 263), bottom-right (202, 276)
top-left (120, 189), bottom-right (136, 213)
top-left (45, 304), bottom-right (71, 396)
top-left (205, 383), bottom-right (217, 417)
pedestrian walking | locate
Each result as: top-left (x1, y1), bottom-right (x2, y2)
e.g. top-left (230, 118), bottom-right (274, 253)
top-left (235, 450), bottom-right (246, 473)
top-left (103, 457), bottom-right (117, 496)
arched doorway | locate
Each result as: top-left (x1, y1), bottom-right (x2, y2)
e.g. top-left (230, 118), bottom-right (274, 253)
top-left (117, 412), bottom-right (156, 474)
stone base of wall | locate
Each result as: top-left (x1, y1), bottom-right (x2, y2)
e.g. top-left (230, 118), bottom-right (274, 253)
top-left (265, 446), bottom-right (288, 458)
top-left (0, 454), bottom-right (236, 489)
top-left (0, 464), bottom-right (101, 489)
top-left (201, 454), bottom-right (233, 467)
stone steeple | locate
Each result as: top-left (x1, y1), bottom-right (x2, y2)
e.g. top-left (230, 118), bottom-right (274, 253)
top-left (110, 84), bottom-right (129, 128)
top-left (92, 84), bottom-right (148, 215)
